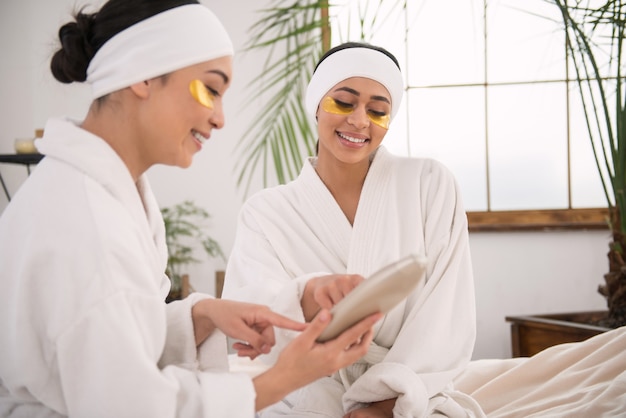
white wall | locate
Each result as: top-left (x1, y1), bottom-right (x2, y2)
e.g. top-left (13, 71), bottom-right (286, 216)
top-left (469, 230), bottom-right (608, 359)
top-left (0, 0), bottom-right (610, 360)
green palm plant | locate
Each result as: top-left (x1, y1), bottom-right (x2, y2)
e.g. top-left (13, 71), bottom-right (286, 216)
top-left (234, 1), bottom-right (330, 195)
top-left (235, 0), bottom-right (406, 196)
top-left (552, 0), bottom-right (626, 327)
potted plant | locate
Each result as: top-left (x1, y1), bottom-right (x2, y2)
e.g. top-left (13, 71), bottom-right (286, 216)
top-left (551, 0), bottom-right (625, 327)
top-left (507, 0), bottom-right (626, 355)
top-left (161, 200), bottom-right (225, 302)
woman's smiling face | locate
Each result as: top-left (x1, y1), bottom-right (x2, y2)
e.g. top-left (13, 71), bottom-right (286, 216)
top-left (137, 55), bottom-right (233, 169)
top-left (316, 76), bottom-right (391, 166)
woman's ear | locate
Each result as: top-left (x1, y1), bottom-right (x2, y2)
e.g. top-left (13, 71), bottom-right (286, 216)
top-left (129, 80), bottom-right (151, 99)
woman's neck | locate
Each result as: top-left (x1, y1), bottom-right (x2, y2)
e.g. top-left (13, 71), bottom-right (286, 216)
top-left (314, 152), bottom-right (371, 225)
top-left (81, 98), bottom-right (148, 182)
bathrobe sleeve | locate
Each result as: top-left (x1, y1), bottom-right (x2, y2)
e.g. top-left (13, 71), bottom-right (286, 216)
top-left (160, 293), bottom-right (233, 373)
top-left (52, 251), bottom-right (255, 418)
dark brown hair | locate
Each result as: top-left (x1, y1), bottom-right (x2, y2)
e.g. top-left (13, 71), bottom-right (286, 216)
top-left (313, 42), bottom-right (400, 73)
top-left (50, 0), bottom-right (199, 84)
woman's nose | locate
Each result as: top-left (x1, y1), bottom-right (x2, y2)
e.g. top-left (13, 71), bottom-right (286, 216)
top-left (346, 106), bottom-right (369, 129)
top-left (210, 101), bottom-right (225, 129)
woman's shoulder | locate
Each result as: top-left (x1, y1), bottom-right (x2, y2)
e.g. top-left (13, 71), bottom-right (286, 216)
top-left (242, 159), bottom-right (317, 210)
top-left (380, 147), bottom-right (455, 178)
top-left (240, 182), bottom-right (294, 215)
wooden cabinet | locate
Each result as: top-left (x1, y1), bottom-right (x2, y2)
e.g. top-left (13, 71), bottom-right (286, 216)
top-left (505, 311), bottom-right (610, 357)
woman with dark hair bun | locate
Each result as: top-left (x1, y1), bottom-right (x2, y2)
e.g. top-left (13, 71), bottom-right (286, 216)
top-left (223, 42), bottom-right (481, 417)
top-left (0, 2), bottom-right (381, 417)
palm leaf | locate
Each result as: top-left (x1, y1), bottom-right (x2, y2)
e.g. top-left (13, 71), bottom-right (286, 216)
top-left (234, 1), bottom-right (326, 196)
top-left (552, 0), bottom-right (626, 235)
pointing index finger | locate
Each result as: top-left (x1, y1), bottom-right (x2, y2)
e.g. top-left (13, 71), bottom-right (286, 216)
top-left (262, 310), bottom-right (307, 332)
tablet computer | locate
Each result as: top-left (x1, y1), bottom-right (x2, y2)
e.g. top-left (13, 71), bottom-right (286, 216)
top-left (316, 254), bottom-right (427, 342)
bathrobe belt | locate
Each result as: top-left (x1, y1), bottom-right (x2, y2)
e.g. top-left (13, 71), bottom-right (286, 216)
top-left (337, 342), bottom-right (389, 390)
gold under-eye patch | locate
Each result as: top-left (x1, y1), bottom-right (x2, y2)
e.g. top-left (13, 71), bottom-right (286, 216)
top-left (320, 96), bottom-right (390, 129)
top-left (321, 96), bottom-right (353, 115)
top-left (189, 79), bottom-right (215, 109)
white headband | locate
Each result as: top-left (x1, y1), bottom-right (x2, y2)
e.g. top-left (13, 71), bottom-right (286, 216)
top-left (87, 4), bottom-right (233, 99)
top-left (305, 47), bottom-right (404, 121)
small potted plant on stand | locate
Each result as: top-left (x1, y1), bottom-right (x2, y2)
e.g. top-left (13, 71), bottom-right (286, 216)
top-left (161, 200), bottom-right (225, 303)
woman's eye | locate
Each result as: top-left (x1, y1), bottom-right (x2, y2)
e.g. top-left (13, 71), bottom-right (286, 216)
top-left (334, 99), bottom-right (353, 109)
top-left (320, 96), bottom-right (391, 128)
top-left (368, 109), bottom-right (387, 117)
top-left (207, 86), bottom-right (220, 97)
top-left (321, 96), bottom-right (354, 115)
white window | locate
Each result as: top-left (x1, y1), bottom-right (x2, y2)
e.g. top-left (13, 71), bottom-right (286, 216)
top-left (333, 0), bottom-right (607, 213)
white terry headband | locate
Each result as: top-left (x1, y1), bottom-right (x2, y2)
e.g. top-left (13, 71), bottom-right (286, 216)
top-left (87, 4), bottom-right (234, 99)
top-left (305, 47), bottom-right (404, 121)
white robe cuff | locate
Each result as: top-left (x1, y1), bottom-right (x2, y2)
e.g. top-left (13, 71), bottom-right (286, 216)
top-left (160, 293), bottom-right (228, 371)
top-left (260, 271), bottom-right (330, 365)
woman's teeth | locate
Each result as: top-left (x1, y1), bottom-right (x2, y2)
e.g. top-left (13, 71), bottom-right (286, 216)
top-left (192, 130), bottom-right (208, 144)
top-left (338, 132), bottom-right (367, 143)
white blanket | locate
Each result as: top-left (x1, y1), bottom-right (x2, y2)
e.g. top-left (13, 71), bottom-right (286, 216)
top-left (454, 326), bottom-right (626, 417)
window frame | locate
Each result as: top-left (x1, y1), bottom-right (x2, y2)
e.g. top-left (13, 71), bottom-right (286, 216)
top-left (467, 208), bottom-right (609, 232)
top-left (332, 1), bottom-right (613, 232)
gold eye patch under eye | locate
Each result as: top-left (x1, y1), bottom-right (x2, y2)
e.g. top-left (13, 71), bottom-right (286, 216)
top-left (320, 96), bottom-right (390, 129)
top-left (321, 96), bottom-right (353, 115)
top-left (189, 79), bottom-right (215, 109)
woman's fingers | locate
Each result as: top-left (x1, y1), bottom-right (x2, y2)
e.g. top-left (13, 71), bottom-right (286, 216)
top-left (232, 341), bottom-right (263, 359)
top-left (249, 310), bottom-right (307, 351)
top-left (258, 309), bottom-right (307, 332)
top-left (299, 309), bottom-right (381, 349)
top-left (331, 312), bottom-right (381, 349)
top-left (314, 274), bottom-right (365, 308)
top-left (298, 309), bottom-right (332, 343)
top-left (233, 308), bottom-right (308, 356)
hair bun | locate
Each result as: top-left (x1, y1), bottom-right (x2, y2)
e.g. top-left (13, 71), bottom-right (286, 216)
top-left (50, 12), bottom-right (95, 83)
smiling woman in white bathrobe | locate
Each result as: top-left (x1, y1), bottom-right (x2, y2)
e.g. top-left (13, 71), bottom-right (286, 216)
top-left (223, 43), bottom-right (483, 418)
top-left (0, 3), bottom-right (382, 417)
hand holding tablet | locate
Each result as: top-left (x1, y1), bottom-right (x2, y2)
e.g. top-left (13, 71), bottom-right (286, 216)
top-left (316, 254), bottom-right (427, 342)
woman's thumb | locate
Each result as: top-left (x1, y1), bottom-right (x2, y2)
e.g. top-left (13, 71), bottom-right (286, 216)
top-left (302, 309), bottom-right (331, 340)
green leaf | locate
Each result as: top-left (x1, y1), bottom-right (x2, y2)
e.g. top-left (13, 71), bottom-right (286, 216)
top-left (160, 201), bottom-right (224, 280)
top-left (234, 1), bottom-right (326, 196)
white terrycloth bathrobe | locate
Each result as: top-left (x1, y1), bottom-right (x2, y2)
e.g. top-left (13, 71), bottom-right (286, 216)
top-left (223, 146), bottom-right (482, 417)
top-left (0, 118), bottom-right (256, 418)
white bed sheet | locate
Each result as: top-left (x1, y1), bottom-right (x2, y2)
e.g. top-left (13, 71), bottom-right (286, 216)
top-left (229, 326), bottom-right (626, 417)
